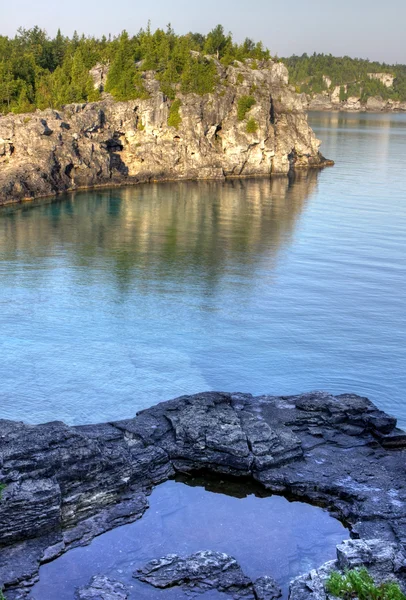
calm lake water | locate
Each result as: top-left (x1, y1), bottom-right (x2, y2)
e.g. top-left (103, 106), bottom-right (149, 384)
top-left (0, 112), bottom-right (405, 427)
top-left (31, 478), bottom-right (347, 599)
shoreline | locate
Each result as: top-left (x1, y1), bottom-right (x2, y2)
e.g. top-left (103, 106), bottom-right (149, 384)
top-left (0, 162), bottom-right (334, 209)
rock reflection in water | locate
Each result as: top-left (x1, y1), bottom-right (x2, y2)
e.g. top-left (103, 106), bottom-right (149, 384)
top-left (31, 478), bottom-right (346, 600)
top-left (0, 174), bottom-right (318, 293)
top-left (0, 174), bottom-right (320, 425)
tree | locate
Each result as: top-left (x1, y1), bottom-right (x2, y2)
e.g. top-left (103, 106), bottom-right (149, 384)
top-left (105, 31), bottom-right (147, 101)
top-left (204, 25), bottom-right (231, 59)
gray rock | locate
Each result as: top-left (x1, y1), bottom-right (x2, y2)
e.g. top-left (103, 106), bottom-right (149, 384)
top-left (76, 576), bottom-right (128, 599)
top-left (134, 550), bottom-right (253, 597)
top-left (253, 575), bottom-right (282, 599)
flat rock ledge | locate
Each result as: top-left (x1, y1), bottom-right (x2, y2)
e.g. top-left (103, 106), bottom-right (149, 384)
top-left (1, 391), bottom-right (406, 599)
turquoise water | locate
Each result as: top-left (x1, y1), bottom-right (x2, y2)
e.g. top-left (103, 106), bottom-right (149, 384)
top-left (0, 112), bottom-right (405, 427)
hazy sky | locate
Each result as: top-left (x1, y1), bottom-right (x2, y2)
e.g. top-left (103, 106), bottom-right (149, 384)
top-left (2, 0), bottom-right (405, 63)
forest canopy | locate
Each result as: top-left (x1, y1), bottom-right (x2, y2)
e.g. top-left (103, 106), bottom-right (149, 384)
top-left (0, 25), bottom-right (405, 115)
top-left (0, 24), bottom-right (270, 114)
top-left (284, 53), bottom-right (406, 102)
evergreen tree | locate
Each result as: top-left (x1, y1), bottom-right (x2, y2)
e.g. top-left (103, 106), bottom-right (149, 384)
top-left (105, 31), bottom-right (147, 101)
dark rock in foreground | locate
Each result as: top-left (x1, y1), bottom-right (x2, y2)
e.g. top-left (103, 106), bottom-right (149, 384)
top-left (1, 390), bottom-right (406, 598)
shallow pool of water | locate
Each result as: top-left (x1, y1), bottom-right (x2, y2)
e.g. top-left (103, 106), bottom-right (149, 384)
top-left (31, 478), bottom-right (347, 599)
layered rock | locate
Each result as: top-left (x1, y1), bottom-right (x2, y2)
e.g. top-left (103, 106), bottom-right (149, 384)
top-left (0, 60), bottom-right (331, 206)
top-left (1, 391), bottom-right (406, 598)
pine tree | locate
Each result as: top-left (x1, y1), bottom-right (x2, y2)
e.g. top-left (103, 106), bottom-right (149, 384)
top-left (105, 31), bottom-right (147, 101)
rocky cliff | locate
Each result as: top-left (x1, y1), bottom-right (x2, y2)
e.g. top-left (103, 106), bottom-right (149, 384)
top-left (0, 60), bottom-right (331, 206)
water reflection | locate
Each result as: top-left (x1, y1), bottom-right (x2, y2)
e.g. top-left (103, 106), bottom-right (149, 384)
top-left (0, 175), bottom-right (319, 296)
top-left (31, 479), bottom-right (346, 600)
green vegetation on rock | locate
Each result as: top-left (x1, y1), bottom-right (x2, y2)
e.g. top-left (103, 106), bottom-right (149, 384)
top-left (0, 483), bottom-right (6, 500)
top-left (168, 98), bottom-right (182, 129)
top-left (237, 95), bottom-right (256, 121)
top-left (326, 568), bottom-right (406, 600)
top-left (246, 117), bottom-right (258, 133)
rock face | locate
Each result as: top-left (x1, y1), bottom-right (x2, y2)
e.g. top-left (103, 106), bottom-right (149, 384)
top-left (135, 550), bottom-right (282, 599)
top-left (0, 59), bottom-right (331, 206)
top-left (1, 390), bottom-right (406, 598)
top-left (289, 539), bottom-right (406, 600)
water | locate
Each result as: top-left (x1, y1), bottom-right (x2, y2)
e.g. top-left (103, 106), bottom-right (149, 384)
top-left (31, 478), bottom-right (347, 599)
top-left (0, 112), bottom-right (405, 426)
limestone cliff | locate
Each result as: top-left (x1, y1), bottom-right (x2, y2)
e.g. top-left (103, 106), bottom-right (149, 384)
top-left (0, 59), bottom-right (331, 206)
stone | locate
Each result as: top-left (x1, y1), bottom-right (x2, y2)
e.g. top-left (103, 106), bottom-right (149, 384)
top-left (0, 59), bottom-right (332, 206)
top-left (134, 550), bottom-right (253, 597)
top-left (253, 575), bottom-right (282, 600)
top-left (1, 391), bottom-right (406, 598)
top-left (75, 576), bottom-right (128, 599)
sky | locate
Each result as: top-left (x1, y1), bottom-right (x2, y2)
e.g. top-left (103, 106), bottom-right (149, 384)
top-left (2, 0), bottom-right (405, 64)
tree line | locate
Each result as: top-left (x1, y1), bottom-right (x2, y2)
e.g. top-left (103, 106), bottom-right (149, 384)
top-left (1, 26), bottom-right (405, 116)
top-left (284, 53), bottom-right (406, 102)
top-left (0, 24), bottom-right (269, 114)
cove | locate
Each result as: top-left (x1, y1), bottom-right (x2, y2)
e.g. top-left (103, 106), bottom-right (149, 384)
top-left (30, 478), bottom-right (347, 599)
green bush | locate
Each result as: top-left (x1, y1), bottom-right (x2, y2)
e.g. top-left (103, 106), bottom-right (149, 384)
top-left (246, 118), bottom-right (258, 133)
top-left (237, 95), bottom-right (256, 121)
top-left (168, 98), bottom-right (182, 129)
top-left (0, 484), bottom-right (6, 501)
top-left (326, 568), bottom-right (406, 600)
top-left (236, 73), bottom-right (244, 84)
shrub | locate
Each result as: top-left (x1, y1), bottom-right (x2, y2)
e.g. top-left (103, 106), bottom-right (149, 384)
top-left (246, 118), bottom-right (258, 133)
top-left (237, 95), bottom-right (256, 121)
top-left (236, 73), bottom-right (244, 84)
top-left (0, 484), bottom-right (6, 500)
top-left (168, 99), bottom-right (182, 129)
top-left (326, 568), bottom-right (406, 600)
